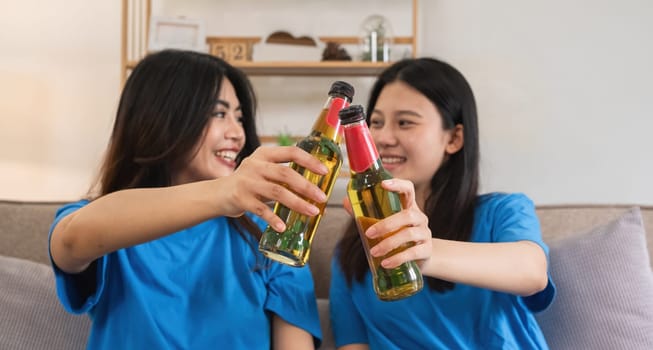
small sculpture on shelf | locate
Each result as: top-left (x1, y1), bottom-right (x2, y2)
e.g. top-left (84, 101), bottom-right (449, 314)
top-left (265, 31), bottom-right (317, 46)
top-left (321, 42), bottom-right (352, 61)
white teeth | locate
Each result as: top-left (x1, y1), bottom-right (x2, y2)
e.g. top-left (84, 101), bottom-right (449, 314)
top-left (381, 157), bottom-right (405, 164)
top-left (215, 150), bottom-right (237, 161)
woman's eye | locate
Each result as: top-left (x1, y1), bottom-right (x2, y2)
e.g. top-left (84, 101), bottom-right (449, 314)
top-left (237, 116), bottom-right (244, 124)
top-left (398, 120), bottom-right (414, 127)
top-left (212, 111), bottom-right (226, 118)
top-left (369, 119), bottom-right (383, 128)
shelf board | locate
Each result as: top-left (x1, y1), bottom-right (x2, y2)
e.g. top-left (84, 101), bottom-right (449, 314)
top-left (318, 36), bottom-right (414, 45)
top-left (126, 60), bottom-right (393, 76)
top-left (233, 61), bottom-right (392, 76)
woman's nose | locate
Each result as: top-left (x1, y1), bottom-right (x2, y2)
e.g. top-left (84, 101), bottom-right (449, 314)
top-left (224, 115), bottom-right (244, 140)
top-left (372, 125), bottom-right (397, 148)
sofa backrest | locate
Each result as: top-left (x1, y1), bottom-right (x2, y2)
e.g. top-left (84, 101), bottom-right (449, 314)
top-left (0, 200), bottom-right (64, 266)
top-left (1, 200), bottom-right (652, 299)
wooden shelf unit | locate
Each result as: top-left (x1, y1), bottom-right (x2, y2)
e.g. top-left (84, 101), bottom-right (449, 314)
top-left (121, 0), bottom-right (418, 80)
top-left (121, 0), bottom-right (419, 150)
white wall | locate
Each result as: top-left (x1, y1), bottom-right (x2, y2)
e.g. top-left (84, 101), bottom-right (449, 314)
top-left (1, 0), bottom-right (651, 204)
top-left (420, 1), bottom-right (653, 204)
top-left (0, 0), bottom-right (121, 201)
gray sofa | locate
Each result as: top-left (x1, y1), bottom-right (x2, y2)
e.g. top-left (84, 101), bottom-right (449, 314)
top-left (2, 199), bottom-right (653, 349)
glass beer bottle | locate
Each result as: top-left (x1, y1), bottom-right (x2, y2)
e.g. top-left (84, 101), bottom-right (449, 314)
top-left (259, 81), bottom-right (355, 267)
top-left (338, 104), bottom-right (423, 301)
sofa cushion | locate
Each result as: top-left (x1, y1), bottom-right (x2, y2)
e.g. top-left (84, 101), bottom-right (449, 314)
top-left (0, 255), bottom-right (90, 349)
top-left (536, 205), bottom-right (653, 269)
top-left (535, 207), bottom-right (653, 349)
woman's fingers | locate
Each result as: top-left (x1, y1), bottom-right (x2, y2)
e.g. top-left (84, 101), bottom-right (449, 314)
top-left (378, 240), bottom-right (433, 269)
top-left (366, 223), bottom-right (433, 269)
top-left (365, 207), bottom-right (426, 240)
top-left (369, 224), bottom-right (425, 257)
top-left (228, 145), bottom-right (330, 231)
top-left (381, 179), bottom-right (416, 209)
top-left (257, 146), bottom-right (329, 176)
top-left (364, 178), bottom-right (432, 268)
top-left (262, 162), bottom-right (327, 204)
top-left (246, 146), bottom-right (328, 203)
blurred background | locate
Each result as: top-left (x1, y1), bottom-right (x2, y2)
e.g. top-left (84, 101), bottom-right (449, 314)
top-left (1, 0), bottom-right (651, 204)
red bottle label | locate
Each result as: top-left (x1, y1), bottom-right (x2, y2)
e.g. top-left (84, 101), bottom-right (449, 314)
top-left (326, 97), bottom-right (349, 129)
top-left (345, 123), bottom-right (379, 173)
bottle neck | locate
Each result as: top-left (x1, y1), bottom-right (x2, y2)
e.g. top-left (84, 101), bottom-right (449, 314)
top-left (310, 95), bottom-right (350, 144)
top-left (343, 120), bottom-right (381, 173)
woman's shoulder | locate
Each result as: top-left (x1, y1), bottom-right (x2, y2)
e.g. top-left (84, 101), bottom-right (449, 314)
top-left (55, 199), bottom-right (90, 217)
top-left (476, 192), bottom-right (535, 214)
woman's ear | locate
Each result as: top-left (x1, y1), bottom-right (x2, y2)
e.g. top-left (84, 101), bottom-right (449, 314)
top-left (445, 124), bottom-right (464, 154)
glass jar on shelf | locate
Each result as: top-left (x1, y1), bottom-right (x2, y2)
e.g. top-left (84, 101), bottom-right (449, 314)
top-left (359, 15), bottom-right (394, 62)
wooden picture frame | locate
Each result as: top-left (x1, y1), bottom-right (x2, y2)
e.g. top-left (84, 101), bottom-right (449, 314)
top-left (148, 16), bottom-right (206, 52)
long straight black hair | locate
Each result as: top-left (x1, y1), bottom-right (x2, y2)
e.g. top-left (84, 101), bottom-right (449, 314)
top-left (94, 49), bottom-right (262, 240)
top-left (337, 57), bottom-right (480, 292)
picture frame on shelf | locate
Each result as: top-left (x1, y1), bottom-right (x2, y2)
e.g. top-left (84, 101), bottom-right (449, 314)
top-left (148, 16), bottom-right (206, 53)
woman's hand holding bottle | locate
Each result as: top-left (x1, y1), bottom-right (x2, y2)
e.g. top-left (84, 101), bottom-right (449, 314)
top-left (216, 145), bottom-right (328, 232)
top-left (358, 178), bottom-right (434, 270)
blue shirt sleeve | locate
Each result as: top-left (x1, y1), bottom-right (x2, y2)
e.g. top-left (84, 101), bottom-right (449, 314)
top-left (489, 193), bottom-right (556, 312)
top-left (263, 261), bottom-right (322, 346)
top-left (329, 254), bottom-right (368, 347)
top-left (490, 193), bottom-right (546, 252)
top-left (252, 215), bottom-right (322, 346)
top-left (48, 200), bottom-right (108, 314)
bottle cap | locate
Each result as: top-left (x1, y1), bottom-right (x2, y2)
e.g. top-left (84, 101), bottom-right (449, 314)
top-left (329, 81), bottom-right (355, 101)
top-left (338, 104), bottom-right (365, 125)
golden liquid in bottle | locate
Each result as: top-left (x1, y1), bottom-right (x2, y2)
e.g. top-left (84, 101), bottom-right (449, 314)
top-left (348, 170), bottom-right (423, 301)
top-left (258, 109), bottom-right (343, 266)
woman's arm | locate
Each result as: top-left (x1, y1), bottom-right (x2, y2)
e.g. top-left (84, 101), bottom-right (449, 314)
top-left (272, 315), bottom-right (314, 350)
top-left (339, 345), bottom-right (369, 350)
top-left (50, 146), bottom-right (328, 274)
top-left (420, 239), bottom-right (548, 296)
top-left (364, 179), bottom-right (548, 297)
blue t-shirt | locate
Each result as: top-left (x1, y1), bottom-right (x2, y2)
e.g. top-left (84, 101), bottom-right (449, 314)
top-left (49, 200), bottom-right (322, 349)
top-left (329, 193), bottom-right (556, 349)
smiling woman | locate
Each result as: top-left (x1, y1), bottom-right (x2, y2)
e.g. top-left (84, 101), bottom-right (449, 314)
top-left (46, 49), bottom-right (327, 349)
top-left (330, 58), bottom-right (554, 349)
